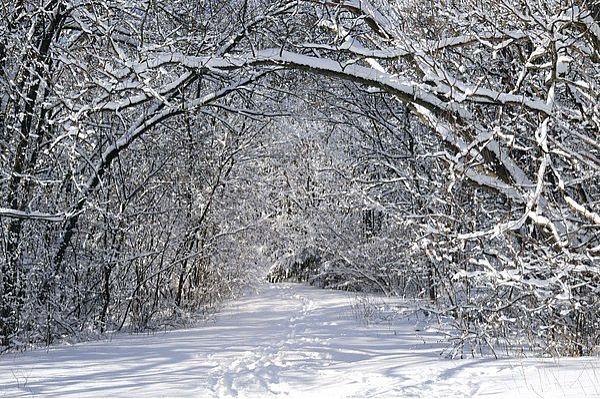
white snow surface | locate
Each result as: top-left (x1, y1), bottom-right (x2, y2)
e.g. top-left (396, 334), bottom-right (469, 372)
top-left (1, 284), bottom-right (599, 398)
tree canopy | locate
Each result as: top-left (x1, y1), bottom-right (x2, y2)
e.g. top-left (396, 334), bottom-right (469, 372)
top-left (1, 0), bottom-right (599, 356)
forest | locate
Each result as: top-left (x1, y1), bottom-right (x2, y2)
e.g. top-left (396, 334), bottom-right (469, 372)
top-left (1, 0), bottom-right (599, 358)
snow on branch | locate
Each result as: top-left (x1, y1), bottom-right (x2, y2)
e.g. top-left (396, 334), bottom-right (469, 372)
top-left (127, 48), bottom-right (551, 119)
top-left (245, 49), bottom-right (552, 116)
top-left (248, 49), bottom-right (472, 118)
top-left (0, 208), bottom-right (69, 222)
top-left (302, 30), bottom-right (527, 59)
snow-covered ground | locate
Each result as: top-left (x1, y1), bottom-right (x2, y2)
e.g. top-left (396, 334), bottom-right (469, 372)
top-left (1, 283), bottom-right (598, 398)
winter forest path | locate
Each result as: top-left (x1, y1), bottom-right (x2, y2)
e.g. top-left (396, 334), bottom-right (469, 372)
top-left (0, 284), bottom-right (599, 398)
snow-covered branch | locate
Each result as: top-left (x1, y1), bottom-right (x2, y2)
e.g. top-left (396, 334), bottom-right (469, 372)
top-left (0, 208), bottom-right (69, 222)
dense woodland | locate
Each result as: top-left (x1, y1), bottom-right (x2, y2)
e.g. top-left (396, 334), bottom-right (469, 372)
top-left (1, 0), bottom-right (599, 357)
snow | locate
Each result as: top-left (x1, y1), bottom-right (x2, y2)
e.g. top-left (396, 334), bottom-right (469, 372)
top-left (1, 284), bottom-right (599, 398)
top-left (0, 208), bottom-right (66, 222)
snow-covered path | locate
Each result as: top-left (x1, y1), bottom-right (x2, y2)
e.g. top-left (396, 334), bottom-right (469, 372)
top-left (1, 284), bottom-right (599, 398)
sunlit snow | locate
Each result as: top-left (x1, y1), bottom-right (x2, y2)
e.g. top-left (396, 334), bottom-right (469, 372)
top-left (1, 284), bottom-right (598, 398)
